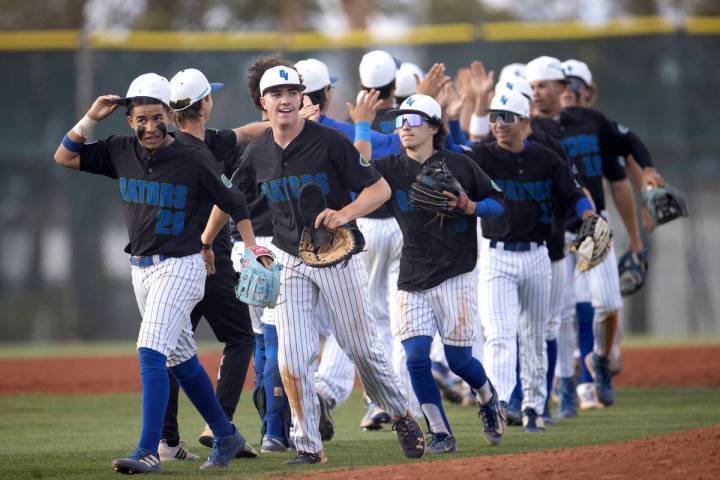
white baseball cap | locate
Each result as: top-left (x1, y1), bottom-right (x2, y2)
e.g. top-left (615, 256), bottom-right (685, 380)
top-left (390, 94), bottom-right (442, 123)
top-left (395, 62), bottom-right (424, 98)
top-left (494, 76), bottom-right (532, 100)
top-left (562, 59), bottom-right (593, 86)
top-left (125, 73), bottom-right (171, 106)
top-left (169, 68), bottom-right (223, 111)
top-left (359, 50), bottom-right (397, 88)
top-left (259, 65), bottom-right (305, 96)
top-left (524, 56), bottom-right (566, 83)
top-left (489, 88), bottom-right (530, 118)
top-left (294, 58), bottom-right (337, 94)
top-left (497, 63), bottom-right (526, 83)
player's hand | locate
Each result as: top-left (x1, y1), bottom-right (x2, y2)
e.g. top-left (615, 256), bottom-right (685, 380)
top-left (443, 191), bottom-right (475, 215)
top-left (627, 237), bottom-right (644, 253)
top-left (641, 167), bottom-right (665, 189)
top-left (87, 95), bottom-right (122, 121)
top-left (315, 208), bottom-right (351, 229)
top-left (300, 95), bottom-right (320, 121)
top-left (416, 63), bottom-right (450, 99)
top-left (455, 67), bottom-right (474, 100)
top-left (200, 248), bottom-right (216, 275)
top-left (468, 61), bottom-right (495, 98)
top-left (347, 89), bottom-right (382, 124)
top-left (641, 205), bottom-right (657, 232)
top-left (259, 256), bottom-right (274, 268)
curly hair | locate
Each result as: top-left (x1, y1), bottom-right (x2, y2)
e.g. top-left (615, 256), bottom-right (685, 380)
top-left (247, 54), bottom-right (297, 111)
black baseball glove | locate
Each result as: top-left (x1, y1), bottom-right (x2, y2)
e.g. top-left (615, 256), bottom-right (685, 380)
top-left (644, 184), bottom-right (688, 226)
top-left (409, 160), bottom-right (469, 219)
top-left (618, 250), bottom-right (648, 296)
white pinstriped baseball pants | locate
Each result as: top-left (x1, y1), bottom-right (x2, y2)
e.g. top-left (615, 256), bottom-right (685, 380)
top-left (479, 241), bottom-right (551, 414)
top-left (274, 249), bottom-right (408, 454)
top-left (131, 254), bottom-right (206, 367)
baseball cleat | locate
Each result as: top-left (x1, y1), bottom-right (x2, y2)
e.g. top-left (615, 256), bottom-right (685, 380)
top-left (392, 413), bottom-right (425, 458)
top-left (586, 353), bottom-right (615, 406)
top-left (522, 408), bottom-right (545, 433)
top-left (198, 424), bottom-right (257, 458)
top-left (158, 439), bottom-right (199, 461)
top-left (425, 432), bottom-right (457, 454)
top-left (542, 397), bottom-right (556, 425)
top-left (360, 402), bottom-right (391, 430)
top-left (505, 397), bottom-right (523, 426)
top-left (285, 451), bottom-right (327, 465)
top-left (478, 384), bottom-right (505, 445)
top-left (556, 376), bottom-right (578, 419)
top-left (577, 382), bottom-right (604, 410)
top-left (261, 434), bottom-right (289, 453)
top-left (199, 428), bottom-right (246, 470)
top-left (112, 448), bottom-right (162, 474)
top-left (318, 393), bottom-right (335, 441)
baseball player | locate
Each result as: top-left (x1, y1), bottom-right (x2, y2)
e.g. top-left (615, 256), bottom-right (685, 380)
top-left (155, 68), bottom-right (258, 461)
top-left (53, 73), bottom-right (272, 474)
top-left (234, 58), bottom-right (424, 464)
top-left (395, 62), bottom-right (424, 105)
top-left (372, 94), bottom-right (506, 453)
top-left (469, 88), bottom-right (596, 433)
top-left (526, 55), bottom-right (656, 409)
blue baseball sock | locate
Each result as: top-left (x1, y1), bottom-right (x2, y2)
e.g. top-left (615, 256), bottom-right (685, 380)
top-left (577, 303), bottom-right (595, 383)
top-left (444, 345), bottom-right (488, 389)
top-left (137, 347), bottom-right (169, 454)
top-left (509, 337), bottom-right (523, 409)
top-left (254, 333), bottom-right (266, 390)
top-left (170, 355), bottom-right (234, 439)
top-left (545, 339), bottom-right (558, 414)
top-left (403, 336), bottom-right (451, 434)
top-left (263, 324), bottom-right (289, 440)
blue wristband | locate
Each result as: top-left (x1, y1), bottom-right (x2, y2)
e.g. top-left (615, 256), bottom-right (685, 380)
top-left (62, 134), bottom-right (83, 153)
top-left (355, 121), bottom-right (371, 143)
top-left (575, 196), bottom-right (594, 218)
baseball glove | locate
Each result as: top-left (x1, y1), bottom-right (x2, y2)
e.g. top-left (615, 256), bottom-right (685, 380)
top-left (618, 250), bottom-right (649, 296)
top-left (409, 160), bottom-right (469, 218)
top-left (644, 184), bottom-right (688, 226)
top-left (570, 214), bottom-right (612, 272)
top-left (235, 246), bottom-right (282, 307)
top-left (297, 182), bottom-right (365, 268)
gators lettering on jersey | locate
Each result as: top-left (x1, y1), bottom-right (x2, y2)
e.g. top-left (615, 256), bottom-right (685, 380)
top-left (468, 141), bottom-right (584, 244)
top-left (236, 120), bottom-right (382, 256)
top-left (530, 106), bottom-right (651, 213)
top-left (79, 135), bottom-right (249, 257)
top-left (373, 149), bottom-right (503, 291)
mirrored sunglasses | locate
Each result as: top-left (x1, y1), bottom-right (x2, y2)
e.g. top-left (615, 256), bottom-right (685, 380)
top-left (489, 111), bottom-right (520, 125)
top-left (394, 113), bottom-right (425, 129)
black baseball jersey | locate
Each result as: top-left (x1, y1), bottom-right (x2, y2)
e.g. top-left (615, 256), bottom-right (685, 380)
top-left (373, 149), bottom-right (503, 291)
top-left (531, 107), bottom-right (652, 213)
top-left (364, 106), bottom-right (397, 219)
top-left (230, 159), bottom-right (274, 239)
top-left (79, 135), bottom-right (249, 257)
top-left (468, 141), bottom-right (584, 244)
top-left (236, 120), bottom-right (383, 256)
top-left (176, 129), bottom-right (237, 271)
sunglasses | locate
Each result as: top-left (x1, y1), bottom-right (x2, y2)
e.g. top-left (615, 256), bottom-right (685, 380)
top-left (394, 113), bottom-right (426, 129)
top-left (489, 111), bottom-right (520, 125)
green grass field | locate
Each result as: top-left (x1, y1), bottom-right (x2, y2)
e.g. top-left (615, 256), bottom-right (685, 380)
top-left (0, 387), bottom-right (718, 479)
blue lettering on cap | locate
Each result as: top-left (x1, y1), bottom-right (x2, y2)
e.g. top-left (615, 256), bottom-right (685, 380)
top-left (279, 69), bottom-right (289, 81)
top-left (406, 97), bottom-right (415, 106)
top-left (500, 95), bottom-right (509, 105)
top-left (506, 81), bottom-right (514, 90)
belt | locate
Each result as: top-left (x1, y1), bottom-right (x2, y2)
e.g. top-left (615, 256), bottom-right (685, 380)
top-left (488, 240), bottom-right (544, 252)
top-left (129, 254), bottom-right (168, 268)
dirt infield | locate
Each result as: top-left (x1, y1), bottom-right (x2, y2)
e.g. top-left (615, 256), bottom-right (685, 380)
top-left (1, 345), bottom-right (718, 395)
top-left (301, 425), bottom-right (720, 480)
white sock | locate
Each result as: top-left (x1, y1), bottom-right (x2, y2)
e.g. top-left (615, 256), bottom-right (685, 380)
top-left (476, 380), bottom-right (493, 404)
top-left (421, 403), bottom-right (450, 434)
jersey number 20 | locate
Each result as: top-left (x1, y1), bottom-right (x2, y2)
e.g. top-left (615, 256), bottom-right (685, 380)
top-left (156, 210), bottom-right (185, 235)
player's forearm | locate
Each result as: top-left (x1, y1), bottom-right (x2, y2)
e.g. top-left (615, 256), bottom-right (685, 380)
top-left (625, 155), bottom-right (644, 192)
top-left (610, 179), bottom-right (643, 251)
top-left (201, 206), bottom-right (232, 245)
top-left (233, 121), bottom-right (270, 145)
top-left (234, 219), bottom-right (257, 248)
top-left (353, 121), bottom-right (372, 160)
top-left (340, 178), bottom-right (391, 221)
top-left (54, 118), bottom-right (98, 169)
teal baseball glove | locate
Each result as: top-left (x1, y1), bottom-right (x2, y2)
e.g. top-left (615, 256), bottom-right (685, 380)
top-left (236, 246), bottom-right (282, 308)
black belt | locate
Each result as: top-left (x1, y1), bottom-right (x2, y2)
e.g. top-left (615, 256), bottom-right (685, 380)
top-left (488, 240), bottom-right (544, 252)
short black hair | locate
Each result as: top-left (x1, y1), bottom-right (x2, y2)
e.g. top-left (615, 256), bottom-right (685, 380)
top-left (126, 96), bottom-right (169, 116)
top-left (305, 87), bottom-right (329, 112)
top-left (362, 79), bottom-right (395, 100)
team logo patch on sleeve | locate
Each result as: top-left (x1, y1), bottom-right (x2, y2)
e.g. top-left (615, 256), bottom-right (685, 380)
top-left (359, 154), bottom-right (371, 167)
top-left (617, 124), bottom-right (630, 134)
top-left (491, 180), bottom-right (503, 192)
top-left (221, 174), bottom-right (233, 188)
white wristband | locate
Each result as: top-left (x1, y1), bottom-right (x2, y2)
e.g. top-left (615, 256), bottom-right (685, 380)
top-left (72, 115), bottom-right (98, 139)
top-left (469, 113), bottom-right (490, 137)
